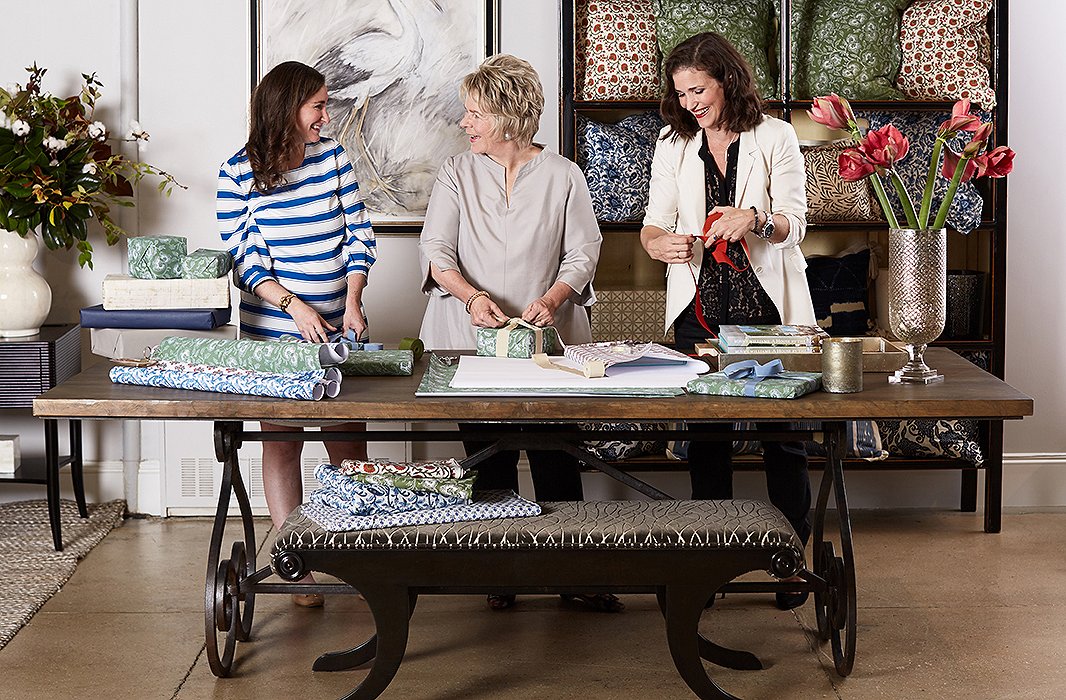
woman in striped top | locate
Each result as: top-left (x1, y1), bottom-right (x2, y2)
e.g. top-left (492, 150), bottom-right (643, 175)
top-left (217, 61), bottom-right (375, 607)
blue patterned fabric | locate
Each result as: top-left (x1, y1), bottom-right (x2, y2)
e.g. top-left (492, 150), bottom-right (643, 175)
top-left (576, 111), bottom-right (664, 222)
top-left (581, 422), bottom-right (667, 461)
top-left (310, 463), bottom-right (467, 516)
top-left (805, 247), bottom-right (872, 336)
top-left (860, 110), bottom-right (988, 233)
top-left (301, 489), bottom-right (543, 532)
top-left (668, 420), bottom-right (887, 460)
top-left (109, 360), bottom-right (334, 400)
top-left (876, 419), bottom-right (984, 466)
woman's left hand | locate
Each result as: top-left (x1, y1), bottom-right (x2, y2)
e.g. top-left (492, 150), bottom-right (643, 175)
top-left (706, 206), bottom-right (757, 243)
top-left (522, 296), bottom-right (559, 326)
top-left (343, 305), bottom-right (368, 341)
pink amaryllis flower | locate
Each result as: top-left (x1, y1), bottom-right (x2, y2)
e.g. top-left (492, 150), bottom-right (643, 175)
top-left (838, 147), bottom-right (876, 181)
top-left (974, 146), bottom-right (1015, 178)
top-left (861, 124), bottom-right (910, 168)
top-left (809, 94), bottom-right (853, 130)
top-left (963, 121), bottom-right (994, 157)
top-left (937, 99), bottom-right (981, 137)
top-left (940, 148), bottom-right (977, 182)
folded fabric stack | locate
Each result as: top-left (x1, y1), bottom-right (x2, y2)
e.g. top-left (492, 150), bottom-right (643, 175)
top-left (302, 458), bottom-right (542, 532)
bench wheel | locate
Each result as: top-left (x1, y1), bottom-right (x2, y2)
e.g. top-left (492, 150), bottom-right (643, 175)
top-left (207, 541), bottom-right (252, 675)
top-left (814, 540), bottom-right (856, 675)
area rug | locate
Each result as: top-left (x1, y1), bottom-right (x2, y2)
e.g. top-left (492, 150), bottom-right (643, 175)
top-left (0, 498), bottom-right (126, 649)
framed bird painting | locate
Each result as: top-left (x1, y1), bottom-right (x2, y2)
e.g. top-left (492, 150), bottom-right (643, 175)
top-left (253, 0), bottom-right (500, 231)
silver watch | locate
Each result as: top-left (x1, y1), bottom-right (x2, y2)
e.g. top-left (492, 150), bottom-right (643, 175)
top-left (758, 211), bottom-right (775, 240)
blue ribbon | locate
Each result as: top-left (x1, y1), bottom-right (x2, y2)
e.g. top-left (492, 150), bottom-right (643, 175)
top-left (722, 359), bottom-right (785, 397)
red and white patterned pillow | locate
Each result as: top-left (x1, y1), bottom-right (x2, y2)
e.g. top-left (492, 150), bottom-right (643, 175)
top-left (896, 0), bottom-right (996, 108)
top-left (576, 0), bottom-right (660, 101)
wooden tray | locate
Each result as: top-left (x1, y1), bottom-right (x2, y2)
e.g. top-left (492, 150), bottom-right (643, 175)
top-left (695, 337), bottom-right (907, 373)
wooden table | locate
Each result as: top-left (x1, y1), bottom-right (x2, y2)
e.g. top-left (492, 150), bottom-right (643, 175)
top-left (34, 348), bottom-right (1032, 684)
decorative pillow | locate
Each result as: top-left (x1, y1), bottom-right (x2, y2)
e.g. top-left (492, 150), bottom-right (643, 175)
top-left (577, 0), bottom-right (661, 101)
top-left (590, 289), bottom-right (675, 344)
top-left (804, 246), bottom-right (873, 336)
top-left (582, 422), bottom-right (667, 461)
top-left (958, 349), bottom-right (990, 372)
top-left (791, 0), bottom-right (909, 100)
top-left (860, 110), bottom-right (987, 233)
top-left (577, 111), bottom-right (663, 222)
top-left (654, 0), bottom-right (778, 99)
top-left (897, 0), bottom-right (996, 108)
top-left (877, 419), bottom-right (984, 466)
top-left (802, 141), bottom-right (883, 222)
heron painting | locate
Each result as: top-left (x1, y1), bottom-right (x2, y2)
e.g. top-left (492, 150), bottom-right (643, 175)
top-left (257, 0), bottom-right (497, 225)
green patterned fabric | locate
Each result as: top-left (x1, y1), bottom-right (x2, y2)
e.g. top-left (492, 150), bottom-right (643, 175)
top-left (180, 248), bottom-right (232, 279)
top-left (337, 471), bottom-right (477, 500)
top-left (338, 350), bottom-right (414, 376)
top-left (152, 336), bottom-right (328, 373)
top-left (655, 0), bottom-right (778, 99)
top-left (127, 235), bottom-right (188, 280)
top-left (687, 370), bottom-right (822, 399)
top-left (475, 323), bottom-right (561, 359)
top-left (790, 0), bottom-right (908, 100)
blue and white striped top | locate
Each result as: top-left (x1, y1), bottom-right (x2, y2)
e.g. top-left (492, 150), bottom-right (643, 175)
top-left (217, 138), bottom-right (376, 340)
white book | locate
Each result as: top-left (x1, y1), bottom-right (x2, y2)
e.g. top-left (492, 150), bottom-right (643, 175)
top-left (102, 274), bottom-right (231, 310)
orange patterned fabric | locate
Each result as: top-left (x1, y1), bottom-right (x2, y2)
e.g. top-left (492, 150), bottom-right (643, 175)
top-left (576, 0), bottom-right (660, 100)
top-left (897, 0), bottom-right (996, 108)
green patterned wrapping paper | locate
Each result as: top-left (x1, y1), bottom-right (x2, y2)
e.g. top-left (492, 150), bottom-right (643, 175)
top-left (127, 235), bottom-right (188, 279)
top-left (180, 248), bottom-right (233, 279)
top-left (340, 471), bottom-right (477, 499)
top-left (152, 335), bottom-right (333, 373)
top-left (475, 322), bottom-right (561, 359)
top-left (338, 350), bottom-right (414, 376)
top-left (687, 371), bottom-right (822, 399)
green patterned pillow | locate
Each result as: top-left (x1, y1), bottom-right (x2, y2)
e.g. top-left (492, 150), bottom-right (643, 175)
top-left (654, 0), bottom-right (777, 99)
top-left (790, 0), bottom-right (908, 100)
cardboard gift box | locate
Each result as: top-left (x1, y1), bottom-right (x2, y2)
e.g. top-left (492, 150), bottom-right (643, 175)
top-left (475, 319), bottom-right (561, 359)
top-left (90, 326), bottom-right (238, 360)
top-left (0, 435), bottom-right (20, 474)
top-left (127, 235), bottom-right (188, 279)
top-left (102, 274), bottom-right (231, 310)
top-left (180, 248), bottom-right (233, 279)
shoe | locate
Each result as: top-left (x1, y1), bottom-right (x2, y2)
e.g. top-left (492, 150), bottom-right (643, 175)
top-left (292, 593), bottom-right (325, 608)
top-left (775, 591), bottom-right (809, 611)
top-left (487, 594), bottom-right (516, 610)
top-left (559, 593), bottom-right (625, 613)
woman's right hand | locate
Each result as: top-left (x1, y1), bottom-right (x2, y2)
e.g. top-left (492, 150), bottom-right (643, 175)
top-left (469, 295), bottom-right (508, 328)
top-left (288, 299), bottom-right (337, 343)
top-left (646, 232), bottom-right (695, 264)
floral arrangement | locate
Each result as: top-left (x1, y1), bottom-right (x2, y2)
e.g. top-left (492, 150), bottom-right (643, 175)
top-left (0, 64), bottom-right (183, 267)
top-left (808, 94), bottom-right (1015, 231)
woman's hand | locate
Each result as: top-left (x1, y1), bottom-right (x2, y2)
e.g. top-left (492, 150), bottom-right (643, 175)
top-left (522, 296), bottom-right (559, 326)
top-left (469, 295), bottom-right (508, 328)
top-left (343, 305), bottom-right (368, 341)
top-left (706, 206), bottom-right (757, 243)
top-left (288, 299), bottom-right (337, 343)
top-left (646, 232), bottom-right (694, 264)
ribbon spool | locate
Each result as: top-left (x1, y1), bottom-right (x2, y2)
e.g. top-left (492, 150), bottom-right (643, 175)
top-left (399, 337), bottom-right (425, 360)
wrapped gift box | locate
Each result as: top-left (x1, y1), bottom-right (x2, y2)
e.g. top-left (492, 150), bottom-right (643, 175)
top-left (102, 274), bottom-right (231, 310)
top-left (338, 350), bottom-right (414, 376)
top-left (687, 369), bottom-right (822, 399)
top-left (476, 322), bottom-right (561, 359)
top-left (0, 435), bottom-right (20, 474)
top-left (181, 248), bottom-right (233, 279)
top-left (127, 235), bottom-right (188, 279)
top-left (80, 304), bottom-right (231, 330)
top-left (90, 326), bottom-right (238, 360)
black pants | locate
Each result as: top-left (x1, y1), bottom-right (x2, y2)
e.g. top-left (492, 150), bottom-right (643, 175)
top-left (460, 423), bottom-right (584, 502)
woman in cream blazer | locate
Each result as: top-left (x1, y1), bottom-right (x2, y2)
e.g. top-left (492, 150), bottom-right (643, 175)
top-left (640, 33), bottom-right (815, 610)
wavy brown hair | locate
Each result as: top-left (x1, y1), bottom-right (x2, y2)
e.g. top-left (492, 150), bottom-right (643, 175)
top-left (660, 33), bottom-right (763, 142)
top-left (246, 61), bottom-right (325, 193)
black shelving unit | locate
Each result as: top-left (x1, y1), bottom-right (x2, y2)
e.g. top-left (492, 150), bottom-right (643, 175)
top-left (560, 0), bottom-right (1010, 531)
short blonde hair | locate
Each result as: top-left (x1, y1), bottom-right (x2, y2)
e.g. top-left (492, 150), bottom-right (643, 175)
top-left (461, 54), bottom-right (544, 147)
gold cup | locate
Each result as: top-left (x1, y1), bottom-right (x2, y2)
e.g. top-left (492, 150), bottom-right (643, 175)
top-left (821, 338), bottom-right (864, 393)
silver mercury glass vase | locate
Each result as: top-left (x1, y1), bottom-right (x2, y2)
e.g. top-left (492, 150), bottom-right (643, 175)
top-left (887, 228), bottom-right (947, 384)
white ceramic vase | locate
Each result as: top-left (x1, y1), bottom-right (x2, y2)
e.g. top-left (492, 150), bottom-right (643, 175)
top-left (0, 228), bottom-right (52, 337)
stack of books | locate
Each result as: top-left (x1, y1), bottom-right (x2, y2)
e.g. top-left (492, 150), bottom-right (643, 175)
top-left (716, 325), bottom-right (829, 353)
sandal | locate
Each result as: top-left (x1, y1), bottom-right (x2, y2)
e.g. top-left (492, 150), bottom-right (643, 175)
top-left (487, 594), bottom-right (516, 610)
top-left (559, 593), bottom-right (625, 613)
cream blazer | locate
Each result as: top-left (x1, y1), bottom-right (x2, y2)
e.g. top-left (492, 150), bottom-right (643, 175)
top-left (643, 115), bottom-right (817, 333)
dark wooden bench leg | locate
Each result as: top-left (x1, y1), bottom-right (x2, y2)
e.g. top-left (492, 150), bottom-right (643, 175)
top-left (70, 419), bottom-right (88, 518)
top-left (655, 590), bottom-right (762, 671)
top-left (314, 593), bottom-right (419, 672)
top-left (333, 585), bottom-right (413, 700)
top-left (663, 584), bottom-right (745, 700)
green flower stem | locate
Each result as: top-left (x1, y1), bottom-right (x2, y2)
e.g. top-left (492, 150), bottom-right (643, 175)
top-left (888, 168), bottom-right (919, 228)
top-left (932, 155), bottom-right (970, 230)
top-left (920, 137), bottom-right (946, 229)
top-left (869, 173), bottom-right (900, 229)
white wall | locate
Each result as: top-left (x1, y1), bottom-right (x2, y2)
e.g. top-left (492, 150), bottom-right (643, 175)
top-left (0, 1), bottom-right (1061, 513)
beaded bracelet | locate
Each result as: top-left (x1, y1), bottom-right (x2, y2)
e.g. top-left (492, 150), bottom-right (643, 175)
top-left (465, 290), bottom-right (489, 314)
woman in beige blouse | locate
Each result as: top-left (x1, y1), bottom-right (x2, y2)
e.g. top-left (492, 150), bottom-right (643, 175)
top-left (419, 54), bottom-right (617, 612)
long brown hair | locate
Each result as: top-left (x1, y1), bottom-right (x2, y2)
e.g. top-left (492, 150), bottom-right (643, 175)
top-left (660, 33), bottom-right (763, 141)
top-left (246, 61), bottom-right (325, 193)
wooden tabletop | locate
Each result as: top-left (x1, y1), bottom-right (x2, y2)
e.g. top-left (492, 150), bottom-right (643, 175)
top-left (33, 348), bottom-right (1032, 423)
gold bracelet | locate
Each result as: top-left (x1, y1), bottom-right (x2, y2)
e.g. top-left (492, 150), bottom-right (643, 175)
top-left (465, 290), bottom-right (489, 314)
top-left (278, 292), bottom-right (297, 313)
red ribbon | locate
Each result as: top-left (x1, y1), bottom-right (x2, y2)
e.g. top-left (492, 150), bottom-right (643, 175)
top-left (687, 211), bottom-right (752, 337)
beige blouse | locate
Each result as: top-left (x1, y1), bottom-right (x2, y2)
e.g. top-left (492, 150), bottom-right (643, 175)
top-left (418, 147), bottom-right (602, 351)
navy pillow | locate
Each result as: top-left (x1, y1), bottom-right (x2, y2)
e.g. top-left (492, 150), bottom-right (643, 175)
top-left (576, 111), bottom-right (664, 222)
top-left (805, 247), bottom-right (872, 337)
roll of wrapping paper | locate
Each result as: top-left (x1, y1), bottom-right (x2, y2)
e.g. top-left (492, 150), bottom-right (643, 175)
top-left (152, 335), bottom-right (349, 373)
top-left (109, 361), bottom-right (338, 400)
top-left (338, 349), bottom-right (414, 376)
top-left (399, 337), bottom-right (425, 360)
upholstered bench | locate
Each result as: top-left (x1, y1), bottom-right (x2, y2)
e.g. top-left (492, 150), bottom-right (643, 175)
top-left (272, 499), bottom-right (805, 700)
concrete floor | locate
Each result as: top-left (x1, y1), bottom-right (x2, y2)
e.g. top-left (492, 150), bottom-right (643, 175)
top-left (1, 510), bottom-right (1064, 700)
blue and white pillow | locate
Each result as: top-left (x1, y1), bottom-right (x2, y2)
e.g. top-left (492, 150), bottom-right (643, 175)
top-left (805, 246), bottom-right (873, 336)
top-left (860, 110), bottom-right (988, 233)
top-left (576, 111), bottom-right (664, 222)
